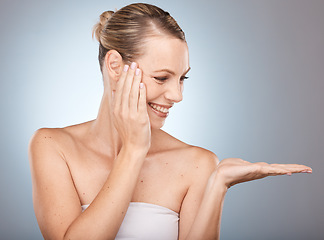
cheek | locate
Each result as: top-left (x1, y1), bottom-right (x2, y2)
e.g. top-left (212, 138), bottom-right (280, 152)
top-left (142, 77), bottom-right (158, 101)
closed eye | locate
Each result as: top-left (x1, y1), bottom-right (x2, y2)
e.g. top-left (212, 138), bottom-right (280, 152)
top-left (154, 77), bottom-right (168, 81)
top-left (180, 76), bottom-right (189, 81)
top-left (153, 76), bottom-right (189, 83)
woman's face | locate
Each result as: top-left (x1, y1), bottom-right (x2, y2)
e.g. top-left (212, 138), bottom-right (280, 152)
top-left (137, 36), bottom-right (190, 129)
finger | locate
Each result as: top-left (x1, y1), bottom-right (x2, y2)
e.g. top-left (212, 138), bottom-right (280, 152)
top-left (121, 62), bottom-right (137, 112)
top-left (267, 166), bottom-right (291, 176)
top-left (271, 163), bottom-right (310, 168)
top-left (254, 162), bottom-right (289, 176)
top-left (271, 164), bottom-right (312, 173)
top-left (129, 68), bottom-right (141, 114)
top-left (138, 82), bottom-right (147, 114)
top-left (114, 64), bottom-right (129, 109)
top-left (265, 164), bottom-right (312, 176)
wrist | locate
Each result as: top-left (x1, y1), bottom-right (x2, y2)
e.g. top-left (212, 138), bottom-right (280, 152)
top-left (210, 171), bottom-right (229, 193)
top-left (122, 143), bottom-right (149, 158)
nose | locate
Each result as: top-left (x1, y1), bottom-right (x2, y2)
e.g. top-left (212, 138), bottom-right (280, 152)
top-left (164, 81), bottom-right (183, 103)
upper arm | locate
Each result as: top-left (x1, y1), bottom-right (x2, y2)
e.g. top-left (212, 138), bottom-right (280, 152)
top-left (29, 128), bottom-right (81, 239)
top-left (178, 148), bottom-right (219, 240)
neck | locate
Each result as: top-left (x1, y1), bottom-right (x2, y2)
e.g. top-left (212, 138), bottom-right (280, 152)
top-left (88, 89), bottom-right (122, 158)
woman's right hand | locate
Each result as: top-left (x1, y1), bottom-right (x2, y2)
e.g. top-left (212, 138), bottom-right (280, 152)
top-left (112, 62), bottom-right (151, 153)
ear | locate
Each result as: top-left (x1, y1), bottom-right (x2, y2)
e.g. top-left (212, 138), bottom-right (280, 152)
top-left (104, 50), bottom-right (124, 89)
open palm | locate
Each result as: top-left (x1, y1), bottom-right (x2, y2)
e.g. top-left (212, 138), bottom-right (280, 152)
top-left (215, 158), bottom-right (312, 188)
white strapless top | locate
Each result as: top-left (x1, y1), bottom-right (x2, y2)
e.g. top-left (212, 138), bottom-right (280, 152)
top-left (81, 202), bottom-right (179, 240)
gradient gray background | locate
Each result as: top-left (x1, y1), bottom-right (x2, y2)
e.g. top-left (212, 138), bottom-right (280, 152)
top-left (0, 0), bottom-right (323, 239)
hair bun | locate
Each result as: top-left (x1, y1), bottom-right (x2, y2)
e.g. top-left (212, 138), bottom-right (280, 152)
top-left (92, 3), bottom-right (185, 72)
top-left (92, 10), bottom-right (114, 43)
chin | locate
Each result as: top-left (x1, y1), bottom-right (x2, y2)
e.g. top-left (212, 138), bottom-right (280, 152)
top-left (149, 118), bottom-right (166, 130)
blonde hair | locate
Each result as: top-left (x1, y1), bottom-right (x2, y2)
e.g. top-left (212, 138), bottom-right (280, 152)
top-left (92, 3), bottom-right (186, 71)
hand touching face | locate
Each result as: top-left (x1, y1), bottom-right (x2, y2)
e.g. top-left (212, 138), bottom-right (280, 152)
top-left (112, 62), bottom-right (151, 152)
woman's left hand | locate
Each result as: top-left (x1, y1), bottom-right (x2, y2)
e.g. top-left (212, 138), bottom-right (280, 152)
top-left (215, 158), bottom-right (312, 189)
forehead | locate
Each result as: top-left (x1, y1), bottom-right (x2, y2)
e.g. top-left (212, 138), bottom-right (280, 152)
top-left (138, 37), bottom-right (189, 74)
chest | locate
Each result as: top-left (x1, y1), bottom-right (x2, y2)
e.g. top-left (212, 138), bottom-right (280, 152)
top-left (66, 148), bottom-right (190, 213)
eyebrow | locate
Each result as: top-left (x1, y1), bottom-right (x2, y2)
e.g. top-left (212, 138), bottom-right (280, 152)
top-left (153, 67), bottom-right (191, 76)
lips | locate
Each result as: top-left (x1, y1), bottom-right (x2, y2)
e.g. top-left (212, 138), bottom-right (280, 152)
top-left (148, 102), bottom-right (172, 115)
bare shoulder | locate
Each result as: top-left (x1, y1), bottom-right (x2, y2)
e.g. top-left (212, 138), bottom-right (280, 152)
top-left (157, 129), bottom-right (219, 173)
top-left (30, 127), bottom-right (69, 142)
top-left (29, 127), bottom-right (71, 156)
top-left (184, 145), bottom-right (219, 178)
top-left (29, 125), bottom-right (89, 239)
top-left (28, 122), bottom-right (87, 162)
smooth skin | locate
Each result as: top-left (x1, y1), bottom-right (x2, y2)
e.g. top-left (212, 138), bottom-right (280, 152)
top-left (29, 36), bottom-right (312, 240)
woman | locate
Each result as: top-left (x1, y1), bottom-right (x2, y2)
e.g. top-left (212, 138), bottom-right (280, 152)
top-left (29, 3), bottom-right (312, 240)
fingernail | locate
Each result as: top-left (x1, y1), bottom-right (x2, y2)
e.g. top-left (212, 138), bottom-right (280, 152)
top-left (139, 83), bottom-right (144, 89)
top-left (123, 65), bottom-right (129, 72)
top-left (131, 62), bottom-right (136, 69)
top-left (135, 68), bottom-right (140, 76)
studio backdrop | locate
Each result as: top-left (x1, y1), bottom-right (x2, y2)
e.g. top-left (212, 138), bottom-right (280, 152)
top-left (0, 0), bottom-right (323, 239)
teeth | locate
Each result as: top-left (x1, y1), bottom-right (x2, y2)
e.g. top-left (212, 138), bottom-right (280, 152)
top-left (149, 103), bottom-right (169, 114)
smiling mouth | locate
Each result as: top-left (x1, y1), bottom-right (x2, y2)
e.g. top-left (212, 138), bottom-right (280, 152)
top-left (148, 102), bottom-right (170, 114)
